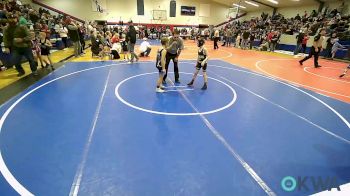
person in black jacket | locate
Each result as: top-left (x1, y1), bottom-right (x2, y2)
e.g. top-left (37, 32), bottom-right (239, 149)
top-left (78, 23), bottom-right (86, 54)
top-left (126, 21), bottom-right (139, 63)
top-left (294, 31), bottom-right (305, 55)
top-left (249, 33), bottom-right (255, 50)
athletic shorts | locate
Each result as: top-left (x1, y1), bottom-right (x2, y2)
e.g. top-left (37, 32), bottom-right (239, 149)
top-left (196, 62), bottom-right (207, 71)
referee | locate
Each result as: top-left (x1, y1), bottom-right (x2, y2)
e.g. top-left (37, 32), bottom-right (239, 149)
top-left (299, 28), bottom-right (326, 68)
top-left (163, 29), bottom-right (184, 84)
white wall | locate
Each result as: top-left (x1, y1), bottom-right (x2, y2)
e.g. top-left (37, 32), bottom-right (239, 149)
top-left (241, 0), bottom-right (349, 21)
top-left (277, 5), bottom-right (318, 18)
top-left (240, 4), bottom-right (319, 21)
top-left (326, 0), bottom-right (350, 15)
top-left (240, 9), bottom-right (273, 21)
top-left (33, 0), bottom-right (229, 25)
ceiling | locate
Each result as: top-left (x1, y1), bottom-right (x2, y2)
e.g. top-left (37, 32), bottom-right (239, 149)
top-left (212, 0), bottom-right (338, 12)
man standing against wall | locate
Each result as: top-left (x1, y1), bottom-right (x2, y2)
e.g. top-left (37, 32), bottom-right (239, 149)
top-left (163, 29), bottom-right (184, 84)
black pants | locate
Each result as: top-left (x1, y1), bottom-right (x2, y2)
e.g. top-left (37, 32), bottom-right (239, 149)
top-left (214, 37), bottom-right (219, 49)
top-left (80, 39), bottom-right (85, 53)
top-left (61, 37), bottom-right (68, 48)
top-left (302, 44), bottom-right (307, 53)
top-left (140, 48), bottom-right (151, 57)
top-left (324, 46), bottom-right (332, 58)
top-left (12, 47), bottom-right (37, 74)
top-left (300, 46), bottom-right (320, 67)
top-left (111, 50), bottom-right (120, 59)
top-left (221, 36), bottom-right (226, 46)
top-left (163, 52), bottom-right (179, 82)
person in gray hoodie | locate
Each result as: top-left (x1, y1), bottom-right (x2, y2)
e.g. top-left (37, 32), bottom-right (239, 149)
top-left (66, 17), bottom-right (81, 57)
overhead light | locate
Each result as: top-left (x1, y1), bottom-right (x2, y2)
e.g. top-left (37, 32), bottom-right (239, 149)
top-left (233, 3), bottom-right (246, 9)
top-left (267, 0), bottom-right (279, 4)
top-left (245, 1), bottom-right (259, 7)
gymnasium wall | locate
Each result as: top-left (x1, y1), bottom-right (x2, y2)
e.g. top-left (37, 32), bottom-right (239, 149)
top-left (327, 0), bottom-right (350, 15)
top-left (240, 9), bottom-right (273, 21)
top-left (277, 5), bottom-right (318, 18)
top-left (240, 0), bottom-right (349, 21)
top-left (32, 0), bottom-right (229, 25)
top-left (242, 5), bottom-right (321, 21)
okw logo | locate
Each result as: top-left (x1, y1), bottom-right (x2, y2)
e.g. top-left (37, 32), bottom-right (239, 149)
top-left (281, 176), bottom-right (341, 192)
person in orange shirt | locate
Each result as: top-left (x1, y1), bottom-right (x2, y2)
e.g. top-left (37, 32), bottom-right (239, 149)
top-left (111, 33), bottom-right (120, 44)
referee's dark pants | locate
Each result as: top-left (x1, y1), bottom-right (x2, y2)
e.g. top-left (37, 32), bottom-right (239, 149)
top-left (300, 46), bottom-right (320, 67)
top-left (163, 52), bottom-right (179, 82)
top-left (214, 37), bottom-right (219, 49)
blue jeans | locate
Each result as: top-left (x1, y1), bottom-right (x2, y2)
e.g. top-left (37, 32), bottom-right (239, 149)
top-left (128, 43), bottom-right (139, 62)
top-left (12, 47), bottom-right (37, 73)
top-left (294, 43), bottom-right (302, 55)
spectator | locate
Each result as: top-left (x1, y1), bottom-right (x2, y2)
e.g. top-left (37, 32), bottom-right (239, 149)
top-left (213, 28), bottom-right (219, 50)
top-left (111, 33), bottom-right (120, 44)
top-left (126, 21), bottom-right (139, 63)
top-left (325, 33), bottom-right (337, 58)
top-left (3, 14), bottom-right (37, 76)
top-left (0, 3), bottom-right (7, 19)
top-left (301, 34), bottom-right (309, 54)
top-left (121, 34), bottom-right (129, 62)
top-left (249, 33), bottom-right (255, 49)
top-left (258, 40), bottom-right (269, 51)
top-left (58, 23), bottom-right (68, 50)
top-left (78, 23), bottom-right (86, 54)
top-left (235, 33), bottom-right (241, 48)
top-left (66, 18), bottom-right (81, 57)
top-left (241, 30), bottom-right (250, 49)
top-left (110, 40), bottom-right (121, 59)
top-left (270, 31), bottom-right (279, 52)
top-left (90, 31), bottom-right (101, 56)
top-left (331, 38), bottom-right (347, 59)
top-left (294, 30), bottom-right (305, 55)
top-left (139, 38), bottom-right (151, 57)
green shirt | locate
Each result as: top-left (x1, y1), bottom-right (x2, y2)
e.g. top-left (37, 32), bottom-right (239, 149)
top-left (4, 25), bottom-right (31, 48)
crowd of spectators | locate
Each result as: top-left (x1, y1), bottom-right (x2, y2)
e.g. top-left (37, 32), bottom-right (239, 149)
top-left (0, 0), bottom-right (86, 75)
top-left (0, 0), bottom-right (349, 76)
top-left (89, 21), bottom-right (157, 63)
top-left (214, 4), bottom-right (349, 56)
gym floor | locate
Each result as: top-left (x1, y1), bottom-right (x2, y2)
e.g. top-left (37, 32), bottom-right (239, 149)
top-left (0, 40), bottom-right (349, 195)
